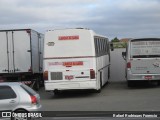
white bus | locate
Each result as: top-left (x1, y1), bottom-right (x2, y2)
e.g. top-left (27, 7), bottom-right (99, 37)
top-left (43, 28), bottom-right (112, 94)
top-left (122, 38), bottom-right (160, 87)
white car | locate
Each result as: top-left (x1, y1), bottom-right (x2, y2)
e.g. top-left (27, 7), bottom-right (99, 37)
top-left (0, 82), bottom-right (42, 119)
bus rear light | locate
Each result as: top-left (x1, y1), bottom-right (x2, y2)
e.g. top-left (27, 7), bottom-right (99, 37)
top-left (90, 69), bottom-right (95, 79)
top-left (43, 71), bottom-right (48, 81)
top-left (127, 62), bottom-right (131, 68)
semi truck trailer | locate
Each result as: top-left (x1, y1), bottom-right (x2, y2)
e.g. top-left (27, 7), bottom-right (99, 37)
top-left (0, 29), bottom-right (44, 90)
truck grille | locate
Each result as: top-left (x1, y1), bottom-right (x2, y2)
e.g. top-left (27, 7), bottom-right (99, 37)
top-left (51, 72), bottom-right (63, 80)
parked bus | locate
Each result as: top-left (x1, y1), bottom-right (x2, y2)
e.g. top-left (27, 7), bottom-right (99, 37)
top-left (43, 28), bottom-right (113, 94)
top-left (122, 38), bottom-right (160, 87)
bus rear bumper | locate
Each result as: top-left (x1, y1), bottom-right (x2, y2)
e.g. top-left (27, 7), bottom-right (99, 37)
top-left (127, 71), bottom-right (160, 81)
top-left (44, 80), bottom-right (97, 91)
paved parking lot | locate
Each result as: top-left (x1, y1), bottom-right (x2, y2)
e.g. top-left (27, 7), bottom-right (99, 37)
top-left (36, 49), bottom-right (160, 120)
top-left (38, 49), bottom-right (160, 116)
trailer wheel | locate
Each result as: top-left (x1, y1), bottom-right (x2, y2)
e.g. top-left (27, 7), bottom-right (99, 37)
top-left (34, 78), bottom-right (40, 91)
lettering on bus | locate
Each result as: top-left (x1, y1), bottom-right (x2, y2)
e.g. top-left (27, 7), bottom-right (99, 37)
top-left (58, 35), bottom-right (79, 40)
top-left (48, 62), bottom-right (63, 66)
top-left (63, 61), bottom-right (83, 66)
top-left (48, 61), bottom-right (83, 66)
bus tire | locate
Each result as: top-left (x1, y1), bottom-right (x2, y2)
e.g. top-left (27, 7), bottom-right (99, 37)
top-left (95, 89), bottom-right (101, 93)
top-left (108, 67), bottom-right (110, 80)
top-left (157, 81), bottom-right (160, 86)
top-left (54, 90), bottom-right (60, 95)
top-left (127, 80), bottom-right (134, 87)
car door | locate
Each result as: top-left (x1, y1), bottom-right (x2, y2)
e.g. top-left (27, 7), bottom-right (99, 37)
top-left (0, 85), bottom-right (19, 111)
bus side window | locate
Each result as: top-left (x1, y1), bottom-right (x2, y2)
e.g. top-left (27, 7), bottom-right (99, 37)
top-left (105, 39), bottom-right (108, 55)
top-left (101, 39), bottom-right (103, 55)
top-left (106, 39), bottom-right (109, 55)
top-left (97, 39), bottom-right (100, 56)
top-left (99, 38), bottom-right (103, 56)
top-left (102, 39), bottom-right (105, 55)
top-left (94, 38), bottom-right (98, 56)
top-left (94, 38), bottom-right (96, 55)
top-left (94, 37), bottom-right (110, 57)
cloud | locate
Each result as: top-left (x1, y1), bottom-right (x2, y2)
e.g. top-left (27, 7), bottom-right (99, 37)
top-left (0, 0), bottom-right (160, 39)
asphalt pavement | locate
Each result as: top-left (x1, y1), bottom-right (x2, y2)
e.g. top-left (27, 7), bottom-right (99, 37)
top-left (37, 48), bottom-right (160, 119)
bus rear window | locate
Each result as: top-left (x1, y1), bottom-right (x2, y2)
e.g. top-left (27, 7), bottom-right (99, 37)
top-left (131, 41), bottom-right (160, 58)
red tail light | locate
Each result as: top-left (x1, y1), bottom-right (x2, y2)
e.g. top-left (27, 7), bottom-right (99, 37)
top-left (30, 96), bottom-right (37, 104)
top-left (43, 71), bottom-right (48, 81)
top-left (127, 62), bottom-right (131, 68)
top-left (90, 69), bottom-right (95, 79)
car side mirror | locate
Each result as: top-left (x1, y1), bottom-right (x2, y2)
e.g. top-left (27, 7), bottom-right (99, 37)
top-left (110, 43), bottom-right (114, 51)
top-left (122, 52), bottom-right (126, 60)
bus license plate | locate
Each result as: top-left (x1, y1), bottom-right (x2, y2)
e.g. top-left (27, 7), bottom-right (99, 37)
top-left (65, 75), bottom-right (74, 80)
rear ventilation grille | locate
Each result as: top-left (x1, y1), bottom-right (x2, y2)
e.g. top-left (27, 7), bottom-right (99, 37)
top-left (51, 72), bottom-right (63, 80)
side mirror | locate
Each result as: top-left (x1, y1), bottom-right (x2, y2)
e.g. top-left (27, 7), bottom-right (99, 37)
top-left (122, 52), bottom-right (126, 60)
top-left (110, 43), bottom-right (114, 51)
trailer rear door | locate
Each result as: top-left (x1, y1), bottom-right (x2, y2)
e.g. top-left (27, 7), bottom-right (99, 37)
top-left (13, 30), bottom-right (31, 73)
top-left (0, 30), bottom-right (31, 73)
top-left (0, 32), bottom-right (8, 73)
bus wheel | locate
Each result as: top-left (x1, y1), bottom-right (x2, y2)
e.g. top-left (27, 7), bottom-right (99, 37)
top-left (127, 80), bottom-right (134, 87)
top-left (157, 81), bottom-right (160, 86)
top-left (95, 89), bottom-right (101, 93)
top-left (54, 90), bottom-right (60, 95)
top-left (108, 67), bottom-right (110, 80)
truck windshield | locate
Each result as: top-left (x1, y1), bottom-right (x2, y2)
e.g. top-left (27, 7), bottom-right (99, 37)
top-left (131, 40), bottom-right (160, 58)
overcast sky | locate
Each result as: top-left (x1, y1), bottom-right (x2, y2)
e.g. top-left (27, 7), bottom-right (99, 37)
top-left (0, 0), bottom-right (160, 40)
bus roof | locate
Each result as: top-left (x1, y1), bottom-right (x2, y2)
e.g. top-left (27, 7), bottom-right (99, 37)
top-left (46, 28), bottom-right (107, 39)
